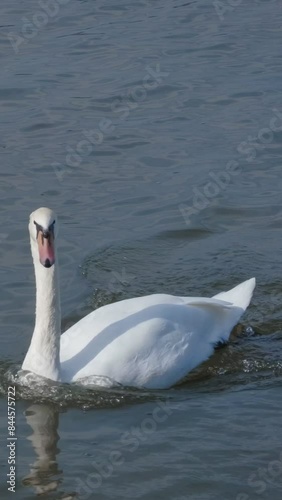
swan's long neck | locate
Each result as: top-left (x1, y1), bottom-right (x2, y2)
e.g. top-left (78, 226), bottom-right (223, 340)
top-left (22, 243), bottom-right (61, 381)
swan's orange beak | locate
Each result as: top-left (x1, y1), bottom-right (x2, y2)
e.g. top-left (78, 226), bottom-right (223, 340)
top-left (37, 229), bottom-right (55, 268)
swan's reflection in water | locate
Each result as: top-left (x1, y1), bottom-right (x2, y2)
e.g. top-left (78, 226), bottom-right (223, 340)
top-left (22, 404), bottom-right (75, 498)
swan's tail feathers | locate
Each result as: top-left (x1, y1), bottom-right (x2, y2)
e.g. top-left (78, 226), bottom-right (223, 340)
top-left (212, 277), bottom-right (256, 311)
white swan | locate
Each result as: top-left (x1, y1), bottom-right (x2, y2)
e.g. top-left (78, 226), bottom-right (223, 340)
top-left (22, 207), bottom-right (256, 389)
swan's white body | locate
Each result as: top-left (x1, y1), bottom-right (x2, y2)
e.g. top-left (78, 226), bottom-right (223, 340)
top-left (22, 208), bottom-right (256, 389)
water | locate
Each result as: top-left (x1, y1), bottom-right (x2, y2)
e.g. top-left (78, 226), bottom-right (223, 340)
top-left (1, 0), bottom-right (282, 498)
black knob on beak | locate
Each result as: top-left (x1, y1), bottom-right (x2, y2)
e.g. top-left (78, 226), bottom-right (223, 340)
top-left (42, 231), bottom-right (49, 239)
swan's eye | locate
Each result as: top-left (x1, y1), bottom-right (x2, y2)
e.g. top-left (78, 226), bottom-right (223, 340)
top-left (48, 220), bottom-right (55, 232)
top-left (33, 220), bottom-right (41, 237)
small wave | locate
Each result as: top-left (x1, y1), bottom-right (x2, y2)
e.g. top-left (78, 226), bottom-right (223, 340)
top-left (0, 363), bottom-right (155, 410)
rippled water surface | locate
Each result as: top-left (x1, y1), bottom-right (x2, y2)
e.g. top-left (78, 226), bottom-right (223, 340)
top-left (1, 0), bottom-right (282, 498)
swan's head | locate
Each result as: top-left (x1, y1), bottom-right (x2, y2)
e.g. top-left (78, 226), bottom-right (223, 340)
top-left (29, 207), bottom-right (58, 268)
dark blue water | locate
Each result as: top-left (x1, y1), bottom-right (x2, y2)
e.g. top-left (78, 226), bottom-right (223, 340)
top-left (0, 1), bottom-right (282, 498)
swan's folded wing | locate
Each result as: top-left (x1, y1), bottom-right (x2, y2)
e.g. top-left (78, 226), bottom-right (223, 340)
top-left (212, 277), bottom-right (256, 310)
top-left (182, 297), bottom-right (245, 345)
top-left (184, 297), bottom-right (233, 309)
